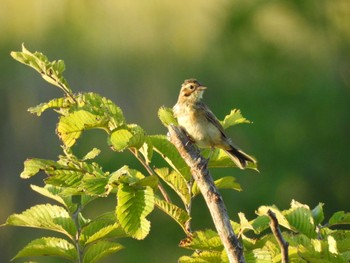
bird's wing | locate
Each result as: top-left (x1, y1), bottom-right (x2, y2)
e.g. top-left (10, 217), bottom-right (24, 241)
top-left (197, 102), bottom-right (228, 139)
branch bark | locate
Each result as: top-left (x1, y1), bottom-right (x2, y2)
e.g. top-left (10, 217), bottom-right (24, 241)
top-left (168, 125), bottom-right (245, 263)
top-left (267, 209), bottom-right (289, 263)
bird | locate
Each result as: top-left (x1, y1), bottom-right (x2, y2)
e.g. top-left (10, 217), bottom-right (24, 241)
top-left (173, 79), bottom-right (256, 169)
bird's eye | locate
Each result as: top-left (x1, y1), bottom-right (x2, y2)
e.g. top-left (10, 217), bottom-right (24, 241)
top-left (189, 85), bottom-right (195, 90)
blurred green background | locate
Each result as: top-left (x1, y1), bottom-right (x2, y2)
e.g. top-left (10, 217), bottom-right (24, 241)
top-left (1, 1), bottom-right (349, 262)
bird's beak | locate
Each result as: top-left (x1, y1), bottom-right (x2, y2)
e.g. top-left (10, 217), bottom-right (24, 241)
top-left (198, 86), bottom-right (207, 91)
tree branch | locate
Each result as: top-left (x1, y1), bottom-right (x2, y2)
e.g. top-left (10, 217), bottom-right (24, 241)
top-left (267, 209), bottom-right (289, 263)
top-left (168, 125), bottom-right (245, 263)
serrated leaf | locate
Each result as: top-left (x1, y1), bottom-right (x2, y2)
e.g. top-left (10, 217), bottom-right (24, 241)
top-left (179, 250), bottom-right (223, 263)
top-left (82, 176), bottom-right (109, 196)
top-left (329, 211), bottom-right (350, 227)
top-left (257, 206), bottom-right (292, 231)
top-left (30, 185), bottom-right (67, 207)
top-left (155, 167), bottom-right (190, 205)
top-left (131, 175), bottom-right (159, 189)
top-left (192, 176), bottom-right (242, 196)
top-left (158, 106), bottom-right (177, 127)
top-left (139, 138), bottom-right (154, 164)
top-left (154, 197), bottom-right (190, 233)
top-left (80, 217), bottom-right (126, 246)
top-left (21, 158), bottom-right (61, 179)
top-left (13, 237), bottom-right (77, 261)
top-left (284, 200), bottom-right (317, 238)
top-left (83, 240), bottom-right (124, 263)
top-left (57, 110), bottom-right (108, 147)
top-left (109, 165), bottom-right (145, 185)
top-left (44, 169), bottom-right (85, 188)
top-left (4, 204), bottom-right (76, 238)
top-left (221, 109), bottom-right (251, 129)
top-left (28, 97), bottom-right (70, 116)
top-left (116, 184), bottom-right (154, 240)
top-left (312, 203), bottom-right (325, 226)
top-left (149, 135), bottom-right (191, 180)
top-left (179, 229), bottom-right (223, 252)
top-left (238, 212), bottom-right (255, 235)
top-left (76, 92), bottom-right (125, 130)
top-left (109, 125), bottom-right (145, 151)
top-left (82, 148), bottom-right (101, 161)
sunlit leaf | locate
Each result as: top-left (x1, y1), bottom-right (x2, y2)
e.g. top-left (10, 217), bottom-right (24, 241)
top-left (329, 211), bottom-right (350, 227)
top-left (28, 97), bottom-right (70, 116)
top-left (116, 184), bottom-right (154, 240)
top-left (82, 148), bottom-right (101, 161)
top-left (312, 203), bottom-right (325, 226)
top-left (158, 106), bottom-right (177, 127)
top-left (149, 135), bottom-right (191, 180)
top-left (192, 176), bottom-right (242, 196)
top-left (13, 237), bottom-right (77, 261)
top-left (83, 240), bottom-right (124, 263)
top-left (284, 200), bottom-right (317, 238)
top-left (257, 206), bottom-right (292, 230)
top-left (4, 204), bottom-right (76, 238)
top-left (179, 229), bottom-right (223, 251)
top-left (57, 110), bottom-right (108, 147)
top-left (20, 158), bottom-right (61, 179)
top-left (221, 109), bottom-right (251, 129)
top-left (155, 167), bottom-right (190, 205)
top-left (179, 250), bottom-right (223, 263)
top-left (154, 197), bottom-right (190, 233)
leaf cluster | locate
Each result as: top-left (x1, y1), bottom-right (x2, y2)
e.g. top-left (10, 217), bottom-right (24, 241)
top-left (3, 45), bottom-right (349, 263)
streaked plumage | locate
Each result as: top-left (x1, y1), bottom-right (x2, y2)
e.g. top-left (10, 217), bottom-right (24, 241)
top-left (173, 79), bottom-right (256, 169)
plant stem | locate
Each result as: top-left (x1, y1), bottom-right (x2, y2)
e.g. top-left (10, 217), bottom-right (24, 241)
top-left (72, 198), bottom-right (83, 263)
top-left (129, 148), bottom-right (172, 203)
top-left (168, 125), bottom-right (245, 263)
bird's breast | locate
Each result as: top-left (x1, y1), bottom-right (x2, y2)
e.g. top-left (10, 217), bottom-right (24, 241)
top-left (175, 106), bottom-right (221, 148)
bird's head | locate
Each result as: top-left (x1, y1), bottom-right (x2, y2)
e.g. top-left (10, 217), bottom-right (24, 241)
top-left (177, 79), bottom-right (207, 103)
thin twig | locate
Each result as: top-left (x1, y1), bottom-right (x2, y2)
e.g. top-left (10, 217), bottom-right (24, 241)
top-left (168, 125), bottom-right (245, 263)
top-left (129, 148), bottom-right (172, 203)
top-left (267, 209), bottom-right (289, 263)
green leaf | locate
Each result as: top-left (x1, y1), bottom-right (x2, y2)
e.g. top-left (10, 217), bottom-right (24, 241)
top-left (149, 135), bottom-right (191, 180)
top-left (329, 211), bottom-right (350, 227)
top-left (284, 200), bottom-right (317, 238)
top-left (116, 184), bottom-right (155, 240)
top-left (257, 206), bottom-right (292, 231)
top-left (179, 229), bottom-right (223, 251)
top-left (21, 158), bottom-right (61, 179)
top-left (44, 169), bottom-right (85, 188)
top-left (155, 167), bottom-right (190, 205)
top-left (158, 106), bottom-right (177, 127)
top-left (221, 109), bottom-right (251, 129)
top-left (192, 176), bottom-right (242, 196)
top-left (82, 176), bottom-right (109, 196)
top-left (13, 237), bottom-right (77, 261)
top-left (179, 250), bottom-right (223, 263)
top-left (109, 125), bottom-right (146, 151)
top-left (11, 45), bottom-right (73, 96)
top-left (83, 240), bottom-right (124, 263)
top-left (28, 97), bottom-right (70, 116)
top-left (82, 148), bottom-right (101, 161)
top-left (109, 165), bottom-right (145, 185)
top-left (75, 92), bottom-right (125, 131)
top-left (154, 197), bottom-right (190, 233)
top-left (30, 185), bottom-right (67, 207)
top-left (312, 203), bottom-right (325, 226)
top-left (4, 204), bottom-right (76, 238)
top-left (81, 218), bottom-right (126, 245)
top-left (139, 137), bottom-right (153, 164)
top-left (57, 110), bottom-right (108, 147)
top-left (80, 212), bottom-right (126, 245)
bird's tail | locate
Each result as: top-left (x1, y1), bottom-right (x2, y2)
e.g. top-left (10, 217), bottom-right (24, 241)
top-left (224, 146), bottom-right (256, 170)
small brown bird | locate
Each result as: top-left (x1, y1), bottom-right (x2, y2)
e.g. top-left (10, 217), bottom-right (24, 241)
top-left (173, 79), bottom-right (256, 169)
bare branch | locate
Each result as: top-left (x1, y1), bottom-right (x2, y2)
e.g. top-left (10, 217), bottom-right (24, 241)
top-left (267, 209), bottom-right (289, 263)
top-left (168, 125), bottom-right (245, 263)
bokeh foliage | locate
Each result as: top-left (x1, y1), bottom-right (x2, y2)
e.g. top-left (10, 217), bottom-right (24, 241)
top-left (1, 1), bottom-right (349, 262)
